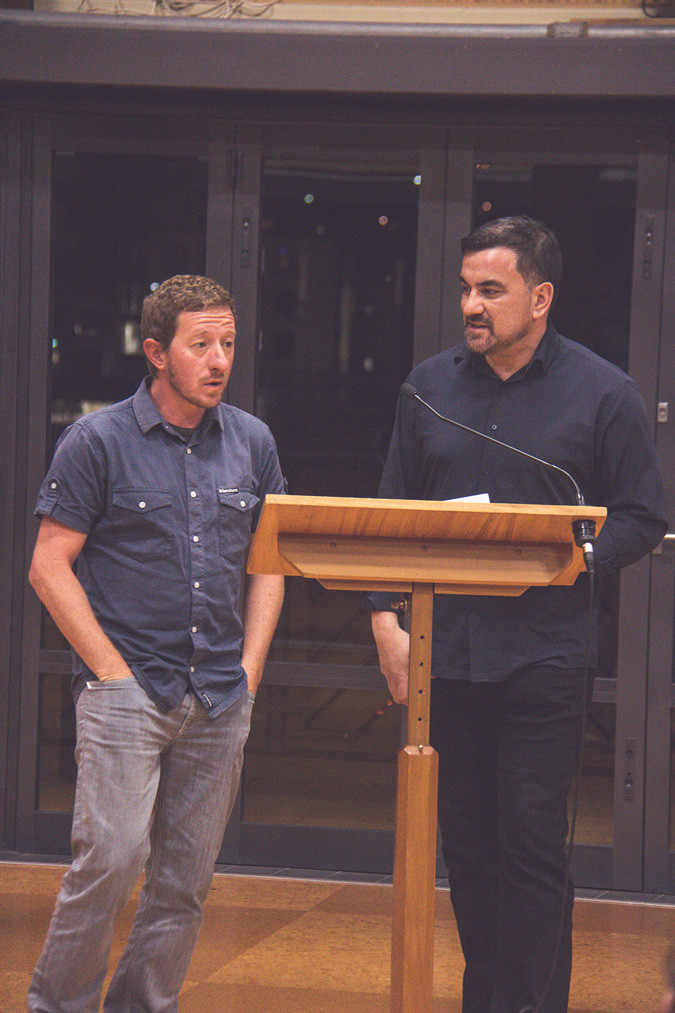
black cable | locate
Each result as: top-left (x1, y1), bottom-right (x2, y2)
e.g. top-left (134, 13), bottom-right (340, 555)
top-left (517, 562), bottom-right (597, 1013)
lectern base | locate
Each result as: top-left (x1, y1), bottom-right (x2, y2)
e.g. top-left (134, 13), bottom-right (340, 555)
top-left (391, 744), bottom-right (439, 1013)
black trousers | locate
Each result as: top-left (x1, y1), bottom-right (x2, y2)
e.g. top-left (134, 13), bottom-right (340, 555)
top-left (430, 667), bottom-right (589, 1013)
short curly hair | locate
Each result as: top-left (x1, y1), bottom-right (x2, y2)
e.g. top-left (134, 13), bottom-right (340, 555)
top-left (141, 275), bottom-right (236, 378)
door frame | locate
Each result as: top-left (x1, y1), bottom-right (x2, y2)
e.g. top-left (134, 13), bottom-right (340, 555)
top-left (437, 127), bottom-right (671, 890)
top-left (644, 138), bottom-right (675, 895)
top-left (14, 114), bottom-right (226, 854)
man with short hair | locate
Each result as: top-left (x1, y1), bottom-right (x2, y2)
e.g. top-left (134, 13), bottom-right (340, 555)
top-left (28, 275), bottom-right (285, 1012)
top-left (370, 218), bottom-right (667, 1012)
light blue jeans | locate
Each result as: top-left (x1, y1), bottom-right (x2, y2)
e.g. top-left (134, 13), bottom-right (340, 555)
top-left (28, 678), bottom-right (253, 1013)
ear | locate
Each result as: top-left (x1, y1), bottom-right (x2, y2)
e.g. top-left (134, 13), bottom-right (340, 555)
top-left (143, 338), bottom-right (166, 374)
top-left (531, 281), bottom-right (554, 319)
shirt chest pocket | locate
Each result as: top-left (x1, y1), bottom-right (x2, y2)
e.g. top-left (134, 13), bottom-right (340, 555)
top-left (111, 490), bottom-right (174, 562)
top-left (218, 489), bottom-right (259, 563)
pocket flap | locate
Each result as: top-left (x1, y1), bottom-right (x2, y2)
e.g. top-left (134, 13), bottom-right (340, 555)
top-left (112, 490), bottom-right (172, 513)
top-left (218, 489), bottom-right (259, 513)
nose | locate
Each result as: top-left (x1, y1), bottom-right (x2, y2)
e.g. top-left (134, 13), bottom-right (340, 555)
top-left (209, 343), bottom-right (229, 372)
top-left (462, 288), bottom-right (483, 317)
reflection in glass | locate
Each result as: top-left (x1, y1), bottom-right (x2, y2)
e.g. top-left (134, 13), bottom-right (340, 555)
top-left (244, 685), bottom-right (399, 829)
top-left (242, 164), bottom-right (419, 834)
top-left (671, 708), bottom-right (675, 851)
top-left (41, 153), bottom-right (209, 655)
top-left (37, 673), bottom-right (76, 813)
top-left (49, 152), bottom-right (208, 454)
top-left (257, 166), bottom-right (418, 500)
top-left (256, 165), bottom-right (418, 670)
top-left (576, 703), bottom-right (615, 847)
top-left (36, 152), bottom-right (209, 811)
top-left (474, 161), bottom-right (636, 371)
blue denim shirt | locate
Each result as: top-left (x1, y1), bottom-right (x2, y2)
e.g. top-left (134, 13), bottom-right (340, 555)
top-left (35, 379), bottom-right (286, 717)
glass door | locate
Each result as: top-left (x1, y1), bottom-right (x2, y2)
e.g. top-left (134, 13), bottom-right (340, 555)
top-left (17, 119), bottom-right (227, 853)
top-left (450, 135), bottom-right (668, 889)
top-left (225, 126), bottom-right (443, 871)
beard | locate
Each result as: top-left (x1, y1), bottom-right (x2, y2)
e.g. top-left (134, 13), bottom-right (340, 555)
top-left (464, 317), bottom-right (530, 358)
top-left (166, 360), bottom-right (225, 410)
top-left (464, 317), bottom-right (497, 355)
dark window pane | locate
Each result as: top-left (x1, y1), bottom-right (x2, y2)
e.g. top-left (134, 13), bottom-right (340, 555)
top-left (42, 152), bottom-right (208, 652)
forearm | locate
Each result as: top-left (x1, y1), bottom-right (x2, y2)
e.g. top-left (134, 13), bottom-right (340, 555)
top-left (595, 508), bottom-right (668, 573)
top-left (241, 573), bottom-right (285, 694)
top-left (30, 558), bottom-right (132, 681)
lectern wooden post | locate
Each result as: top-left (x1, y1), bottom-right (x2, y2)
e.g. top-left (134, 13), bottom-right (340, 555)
top-left (247, 495), bottom-right (606, 1012)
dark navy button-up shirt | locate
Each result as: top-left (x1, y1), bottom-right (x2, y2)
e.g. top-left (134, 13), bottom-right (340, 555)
top-left (369, 326), bottom-right (668, 681)
top-left (36, 379), bottom-right (286, 716)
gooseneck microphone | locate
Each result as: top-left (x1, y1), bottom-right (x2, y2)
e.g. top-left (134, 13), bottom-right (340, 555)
top-left (400, 382), bottom-right (597, 575)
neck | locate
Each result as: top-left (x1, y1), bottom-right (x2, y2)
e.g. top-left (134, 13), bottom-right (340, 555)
top-left (149, 379), bottom-right (206, 429)
top-left (485, 324), bottom-right (547, 381)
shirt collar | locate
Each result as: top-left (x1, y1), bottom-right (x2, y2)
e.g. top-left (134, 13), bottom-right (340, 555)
top-left (132, 377), bottom-right (225, 435)
top-left (453, 323), bottom-right (560, 380)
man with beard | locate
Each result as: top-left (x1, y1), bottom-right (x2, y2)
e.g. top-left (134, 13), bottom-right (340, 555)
top-left (28, 275), bottom-right (285, 1012)
top-left (369, 218), bottom-right (667, 1012)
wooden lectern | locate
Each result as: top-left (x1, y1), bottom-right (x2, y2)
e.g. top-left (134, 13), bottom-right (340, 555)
top-left (247, 494), bottom-right (606, 1012)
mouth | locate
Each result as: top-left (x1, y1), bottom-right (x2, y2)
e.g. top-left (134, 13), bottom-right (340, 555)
top-left (465, 318), bottom-right (491, 332)
top-left (464, 319), bottom-right (492, 339)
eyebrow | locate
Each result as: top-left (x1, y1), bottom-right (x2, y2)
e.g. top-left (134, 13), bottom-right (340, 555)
top-left (459, 275), bottom-right (506, 289)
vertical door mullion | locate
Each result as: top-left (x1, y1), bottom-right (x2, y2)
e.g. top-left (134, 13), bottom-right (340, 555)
top-left (412, 128), bottom-right (457, 365)
top-left (212, 124), bottom-right (266, 864)
top-left (643, 139), bottom-right (675, 894)
top-left (226, 126), bottom-right (262, 416)
top-left (613, 135), bottom-right (669, 891)
top-left (438, 136), bottom-right (474, 356)
top-left (206, 123), bottom-right (236, 296)
top-left (17, 116), bottom-right (53, 851)
top-left (1, 113), bottom-right (25, 850)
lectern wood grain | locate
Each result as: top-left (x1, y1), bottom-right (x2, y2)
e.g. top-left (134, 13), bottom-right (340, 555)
top-left (391, 745), bottom-right (439, 1013)
top-left (248, 495), bottom-right (606, 596)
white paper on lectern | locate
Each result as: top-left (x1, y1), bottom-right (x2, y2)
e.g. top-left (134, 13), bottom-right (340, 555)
top-left (444, 493), bottom-right (491, 503)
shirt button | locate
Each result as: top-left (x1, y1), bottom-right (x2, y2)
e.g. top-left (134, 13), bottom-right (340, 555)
top-left (190, 666), bottom-right (195, 673)
top-left (187, 448), bottom-right (192, 455)
top-left (138, 501), bottom-right (146, 509)
top-left (240, 500), bottom-right (246, 508)
top-left (192, 625), bottom-right (198, 633)
top-left (192, 535), bottom-right (199, 543)
top-left (190, 490), bottom-right (197, 498)
top-left (491, 425), bottom-right (497, 431)
top-left (194, 580), bottom-right (200, 589)
top-left (50, 481), bottom-right (58, 489)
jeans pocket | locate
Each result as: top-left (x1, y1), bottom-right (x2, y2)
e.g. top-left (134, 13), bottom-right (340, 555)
top-left (85, 677), bottom-right (136, 690)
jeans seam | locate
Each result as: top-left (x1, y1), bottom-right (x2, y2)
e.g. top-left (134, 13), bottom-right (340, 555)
top-left (115, 762), bottom-right (167, 1013)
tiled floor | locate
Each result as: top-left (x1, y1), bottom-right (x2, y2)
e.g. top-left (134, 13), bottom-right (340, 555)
top-left (1, 860), bottom-right (673, 1012)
